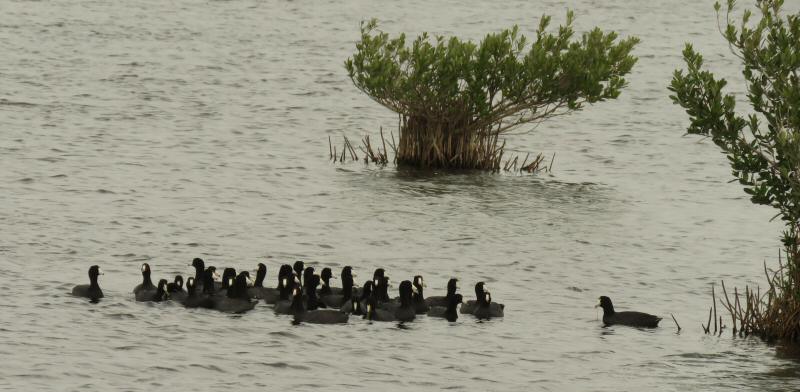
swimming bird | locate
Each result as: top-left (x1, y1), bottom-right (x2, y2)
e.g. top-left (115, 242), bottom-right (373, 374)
top-left (265, 264), bottom-right (294, 305)
top-left (363, 295), bottom-right (396, 322)
top-left (320, 266), bottom-right (353, 308)
top-left (215, 267), bottom-right (237, 295)
top-left (290, 286), bottom-right (349, 324)
top-left (411, 275), bottom-right (429, 314)
top-left (183, 277), bottom-right (213, 309)
top-left (319, 267), bottom-right (343, 296)
top-left (190, 258), bottom-right (205, 292)
top-left (72, 265), bottom-right (103, 302)
top-left (275, 275), bottom-right (300, 315)
top-left (202, 266), bottom-right (219, 295)
top-left (372, 269), bottom-right (391, 303)
top-left (134, 263), bottom-right (158, 301)
top-left (211, 272), bottom-right (256, 314)
top-left (394, 280), bottom-right (416, 322)
top-left (140, 279), bottom-right (170, 302)
top-left (342, 280), bottom-right (372, 314)
top-left (167, 275), bottom-right (187, 302)
top-left (596, 296), bottom-right (661, 328)
top-left (293, 261), bottom-right (304, 285)
top-left (304, 275), bottom-right (326, 310)
top-left (461, 282), bottom-right (504, 317)
top-left (425, 278), bottom-right (458, 307)
top-left (473, 290), bottom-right (499, 320)
top-left (427, 293), bottom-right (463, 322)
top-left (303, 267), bottom-right (315, 297)
top-left (248, 263), bottom-right (279, 301)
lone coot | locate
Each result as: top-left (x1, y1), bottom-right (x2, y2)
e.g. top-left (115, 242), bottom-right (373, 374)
top-left (72, 265), bottom-right (103, 302)
top-left (427, 293), bottom-right (463, 322)
top-left (425, 278), bottom-right (458, 307)
top-left (596, 296), bottom-right (661, 328)
top-left (134, 263), bottom-right (158, 301)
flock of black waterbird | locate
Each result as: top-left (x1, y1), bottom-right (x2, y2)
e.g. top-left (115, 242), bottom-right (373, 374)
top-left (72, 258), bottom-right (661, 327)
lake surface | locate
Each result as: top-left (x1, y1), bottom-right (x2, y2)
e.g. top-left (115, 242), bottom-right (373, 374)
top-left (3, 0), bottom-right (800, 390)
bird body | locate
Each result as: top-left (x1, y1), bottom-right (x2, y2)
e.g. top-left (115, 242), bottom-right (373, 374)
top-left (597, 296), bottom-right (661, 328)
top-left (72, 265), bottom-right (103, 302)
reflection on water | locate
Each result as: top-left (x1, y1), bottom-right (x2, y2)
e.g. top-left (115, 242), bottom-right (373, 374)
top-left (2, 0), bottom-right (800, 390)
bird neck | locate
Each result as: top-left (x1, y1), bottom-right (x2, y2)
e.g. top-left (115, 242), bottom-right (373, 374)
top-left (254, 270), bottom-right (265, 288)
top-left (143, 272), bottom-right (153, 288)
top-left (342, 279), bottom-right (353, 298)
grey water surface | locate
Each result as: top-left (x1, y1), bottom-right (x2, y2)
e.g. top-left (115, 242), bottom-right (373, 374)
top-left (2, 0), bottom-right (800, 390)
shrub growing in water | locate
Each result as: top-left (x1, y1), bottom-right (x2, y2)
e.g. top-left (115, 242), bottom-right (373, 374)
top-left (345, 13), bottom-right (640, 170)
top-left (669, 0), bottom-right (800, 340)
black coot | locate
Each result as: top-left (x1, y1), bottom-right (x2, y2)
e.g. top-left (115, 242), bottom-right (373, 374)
top-left (183, 277), bottom-right (213, 309)
top-left (461, 282), bottom-right (504, 316)
top-left (394, 280), bottom-right (416, 322)
top-left (215, 267), bottom-right (237, 295)
top-left (72, 265), bottom-right (104, 302)
top-left (321, 266), bottom-right (354, 308)
top-left (202, 266), bottom-right (219, 295)
top-left (596, 296), bottom-right (661, 328)
top-left (293, 261), bottom-right (304, 285)
top-left (319, 267), bottom-right (343, 296)
top-left (342, 280), bottom-right (372, 314)
top-left (411, 275), bottom-right (429, 314)
top-left (134, 263), bottom-right (157, 301)
top-left (190, 258), bottom-right (205, 292)
top-left (275, 275), bottom-right (300, 314)
top-left (473, 290), bottom-right (499, 320)
top-left (290, 284), bottom-right (349, 324)
top-left (212, 272), bottom-right (256, 314)
top-left (249, 263), bottom-right (279, 301)
top-left (141, 279), bottom-right (169, 302)
top-left (427, 293), bottom-right (463, 322)
top-left (425, 278), bottom-right (458, 307)
top-left (167, 275), bottom-right (187, 303)
top-left (364, 295), bottom-right (395, 322)
top-left (302, 266), bottom-right (315, 296)
top-left (304, 275), bottom-right (326, 310)
top-left (265, 264), bottom-right (293, 305)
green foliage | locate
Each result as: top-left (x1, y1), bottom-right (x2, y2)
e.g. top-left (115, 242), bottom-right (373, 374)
top-left (670, 0), bottom-right (800, 341)
top-left (669, 0), bottom-right (800, 247)
top-left (345, 14), bottom-right (639, 169)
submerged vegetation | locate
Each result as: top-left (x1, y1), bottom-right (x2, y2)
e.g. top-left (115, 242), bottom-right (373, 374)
top-left (341, 14), bottom-right (639, 171)
top-left (669, 0), bottom-right (800, 340)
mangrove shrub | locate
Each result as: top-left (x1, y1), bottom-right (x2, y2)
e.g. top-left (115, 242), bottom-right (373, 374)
top-left (345, 14), bottom-right (640, 170)
top-left (669, 0), bottom-right (800, 340)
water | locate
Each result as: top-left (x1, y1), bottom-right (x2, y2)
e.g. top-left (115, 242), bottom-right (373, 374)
top-left (2, 0), bottom-right (800, 390)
